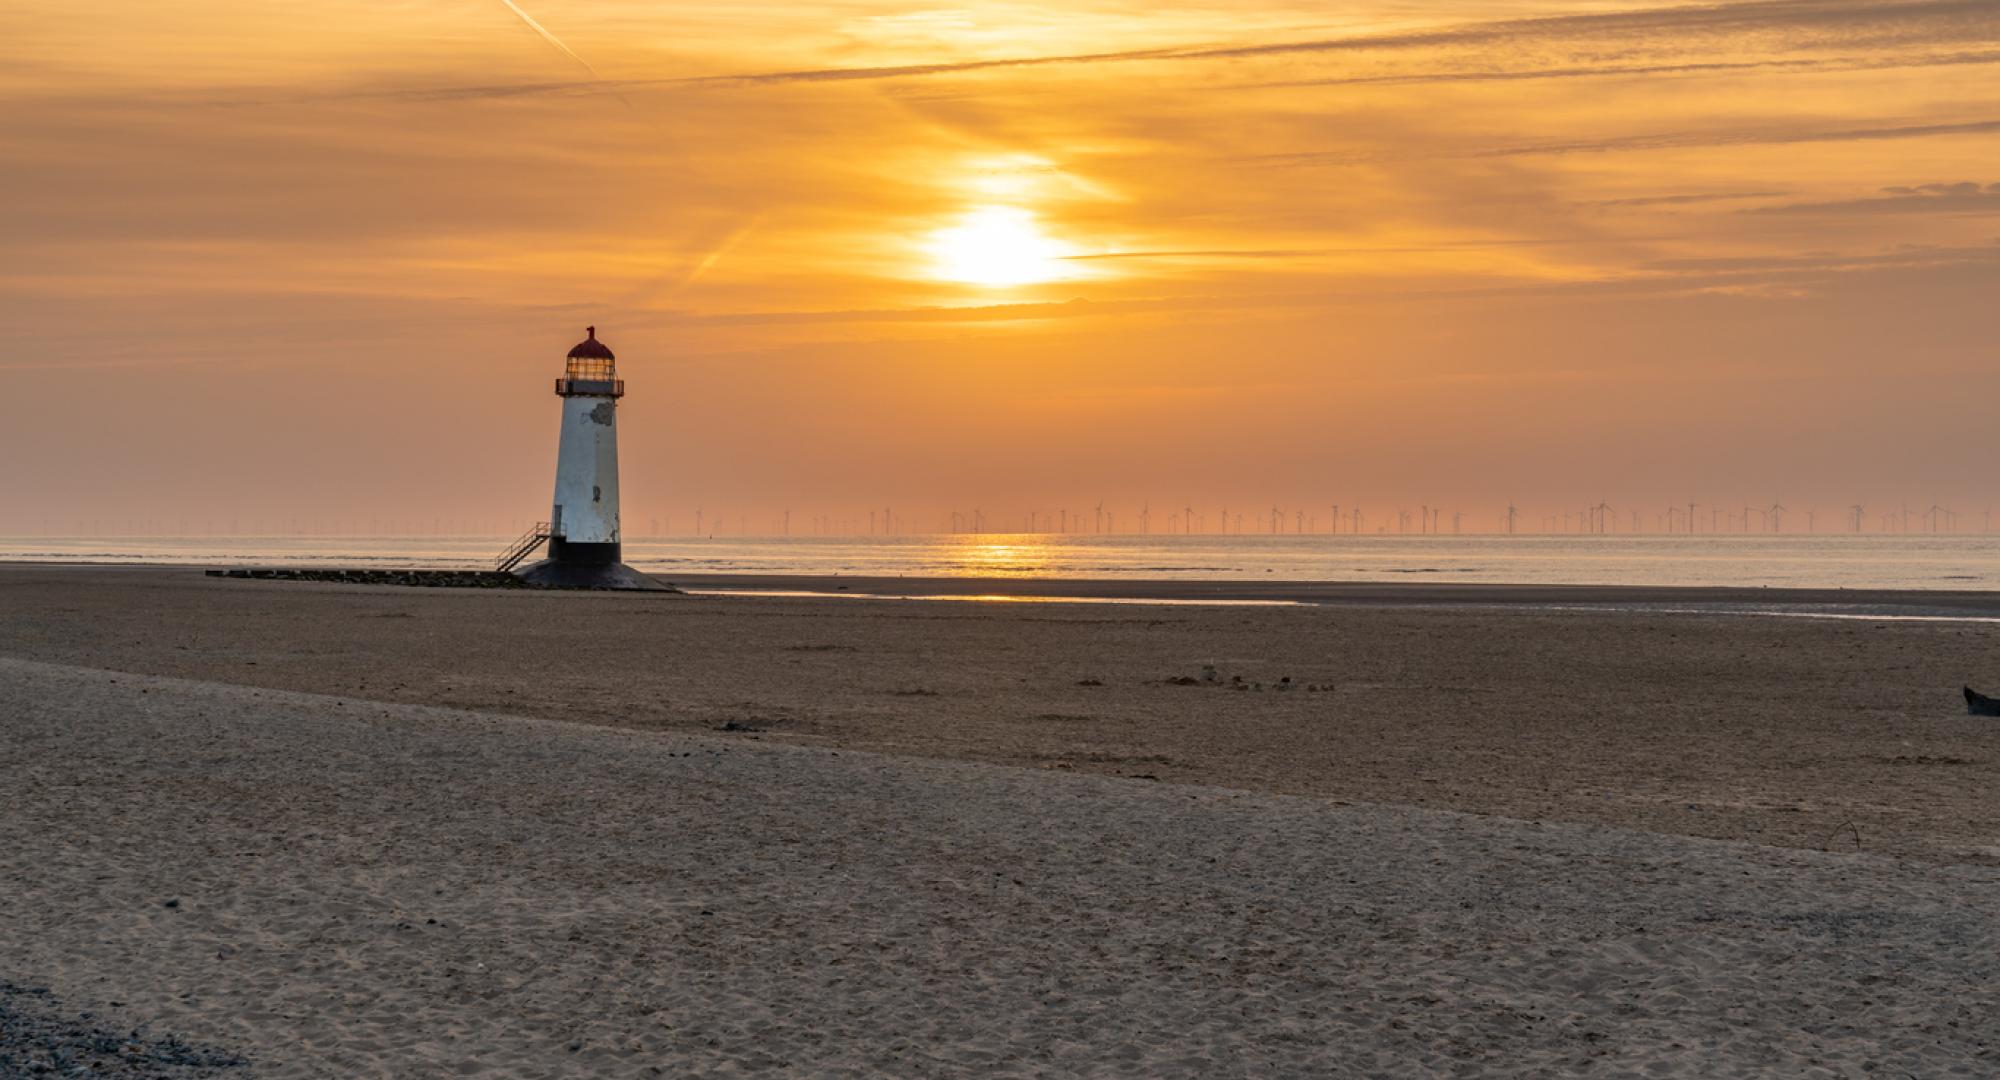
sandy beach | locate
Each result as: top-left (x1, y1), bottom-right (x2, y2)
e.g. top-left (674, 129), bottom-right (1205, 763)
top-left (5, 565), bottom-right (2000, 864)
top-left (4, 564), bottom-right (1999, 1074)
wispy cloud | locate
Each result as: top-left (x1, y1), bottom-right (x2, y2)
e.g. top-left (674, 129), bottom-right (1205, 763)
top-left (1257, 119), bottom-right (2000, 166)
top-left (1065, 240), bottom-right (1558, 261)
top-left (214, 47), bottom-right (2000, 108)
top-left (1143, 0), bottom-right (2000, 65)
top-left (634, 239), bottom-right (2000, 330)
top-left (1582, 191), bottom-right (1792, 209)
top-left (1753, 181), bottom-right (2000, 214)
top-left (1226, 50), bottom-right (2000, 92)
top-left (186, 0), bottom-right (2000, 107)
top-left (1640, 241), bottom-right (2000, 275)
top-left (713, 0), bottom-right (2000, 86)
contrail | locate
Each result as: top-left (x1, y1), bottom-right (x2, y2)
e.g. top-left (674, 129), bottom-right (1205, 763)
top-left (498, 0), bottom-right (598, 76)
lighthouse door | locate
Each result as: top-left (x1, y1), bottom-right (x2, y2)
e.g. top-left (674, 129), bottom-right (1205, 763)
top-left (552, 505), bottom-right (564, 538)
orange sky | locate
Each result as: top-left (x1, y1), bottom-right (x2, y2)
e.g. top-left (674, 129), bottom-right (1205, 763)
top-left (3, 0), bottom-right (1998, 534)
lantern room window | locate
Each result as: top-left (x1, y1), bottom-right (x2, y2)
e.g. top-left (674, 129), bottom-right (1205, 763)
top-left (565, 355), bottom-right (616, 381)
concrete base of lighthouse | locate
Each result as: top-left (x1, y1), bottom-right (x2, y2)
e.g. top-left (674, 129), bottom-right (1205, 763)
top-left (514, 547), bottom-right (675, 591)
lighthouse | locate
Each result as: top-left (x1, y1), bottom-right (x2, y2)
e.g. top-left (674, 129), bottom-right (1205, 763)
top-left (511, 327), bottom-right (668, 590)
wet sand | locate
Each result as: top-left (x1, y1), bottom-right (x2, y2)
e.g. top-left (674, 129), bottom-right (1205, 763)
top-left (674, 570), bottom-right (2000, 614)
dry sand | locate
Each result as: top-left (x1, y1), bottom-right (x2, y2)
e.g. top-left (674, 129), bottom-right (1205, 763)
top-left (3, 565), bottom-right (2000, 1074)
top-left (5, 655), bottom-right (1997, 1077)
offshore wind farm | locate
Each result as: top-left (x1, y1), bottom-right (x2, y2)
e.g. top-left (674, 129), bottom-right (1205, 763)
top-left (8, 531), bottom-right (2000, 592)
top-left (11, 481), bottom-right (1998, 592)
top-left (14, 488), bottom-right (1994, 545)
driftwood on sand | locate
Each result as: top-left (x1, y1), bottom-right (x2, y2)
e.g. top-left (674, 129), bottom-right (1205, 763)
top-left (1964, 686), bottom-right (2000, 717)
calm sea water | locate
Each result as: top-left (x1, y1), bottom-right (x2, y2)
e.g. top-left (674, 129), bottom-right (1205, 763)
top-left (4, 534), bottom-right (1998, 591)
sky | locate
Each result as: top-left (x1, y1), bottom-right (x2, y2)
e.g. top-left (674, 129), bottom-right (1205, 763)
top-left (3, 0), bottom-right (1997, 535)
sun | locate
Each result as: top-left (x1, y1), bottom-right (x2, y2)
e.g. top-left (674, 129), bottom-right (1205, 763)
top-left (926, 206), bottom-right (1073, 287)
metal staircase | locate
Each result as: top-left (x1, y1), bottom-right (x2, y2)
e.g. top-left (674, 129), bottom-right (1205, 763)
top-left (494, 522), bottom-right (551, 572)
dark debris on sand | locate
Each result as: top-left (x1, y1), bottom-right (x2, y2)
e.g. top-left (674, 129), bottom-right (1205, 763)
top-left (0, 982), bottom-right (250, 1078)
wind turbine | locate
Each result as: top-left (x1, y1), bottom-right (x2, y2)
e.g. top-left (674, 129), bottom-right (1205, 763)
top-left (1270, 506), bottom-right (1282, 534)
top-left (1768, 501), bottom-right (1785, 533)
top-left (1185, 503), bottom-right (1197, 535)
top-left (1505, 503), bottom-right (1517, 534)
top-left (1094, 502), bottom-right (1104, 534)
top-left (1139, 503), bottom-right (1149, 535)
top-left (1330, 505), bottom-right (1339, 534)
top-left (1850, 504), bottom-right (1864, 532)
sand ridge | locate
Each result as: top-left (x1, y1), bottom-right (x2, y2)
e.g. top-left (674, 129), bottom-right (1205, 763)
top-left (3, 656), bottom-right (1997, 1076)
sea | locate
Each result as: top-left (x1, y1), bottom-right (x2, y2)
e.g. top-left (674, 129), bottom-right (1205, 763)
top-left (4, 533), bottom-right (1999, 592)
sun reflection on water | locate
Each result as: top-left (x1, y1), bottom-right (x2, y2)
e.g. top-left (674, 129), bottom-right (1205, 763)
top-left (949, 534), bottom-right (1057, 576)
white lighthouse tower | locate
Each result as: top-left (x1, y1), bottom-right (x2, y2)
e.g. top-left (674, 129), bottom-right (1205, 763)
top-left (511, 326), bottom-right (667, 589)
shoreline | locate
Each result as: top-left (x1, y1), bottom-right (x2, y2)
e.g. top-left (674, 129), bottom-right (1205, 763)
top-left (669, 572), bottom-right (2000, 613)
top-left (8, 560), bottom-right (2000, 613)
